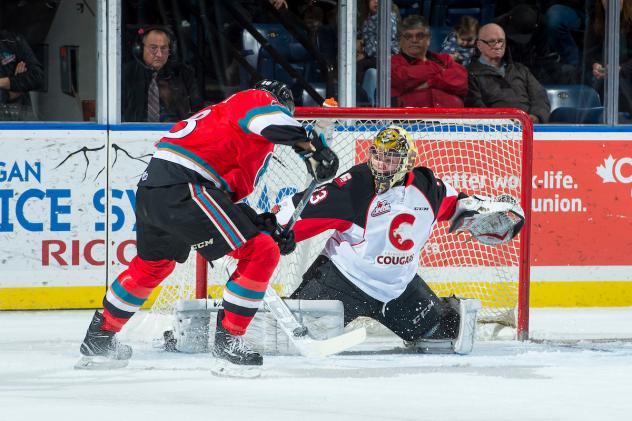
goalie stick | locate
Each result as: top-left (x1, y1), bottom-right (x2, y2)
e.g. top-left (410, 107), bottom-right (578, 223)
top-left (263, 179), bottom-right (367, 357)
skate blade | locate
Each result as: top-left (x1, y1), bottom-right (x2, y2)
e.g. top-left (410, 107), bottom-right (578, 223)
top-left (74, 355), bottom-right (130, 370)
top-left (210, 359), bottom-right (261, 379)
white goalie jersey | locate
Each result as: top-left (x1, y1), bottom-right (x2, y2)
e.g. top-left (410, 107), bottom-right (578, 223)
top-left (276, 163), bottom-right (460, 302)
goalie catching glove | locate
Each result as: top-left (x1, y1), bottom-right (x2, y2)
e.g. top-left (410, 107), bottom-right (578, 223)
top-left (449, 194), bottom-right (525, 245)
top-left (295, 130), bottom-right (339, 183)
top-left (237, 204), bottom-right (296, 255)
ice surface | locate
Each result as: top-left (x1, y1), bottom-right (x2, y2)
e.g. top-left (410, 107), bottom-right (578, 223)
top-left (1, 308), bottom-right (632, 421)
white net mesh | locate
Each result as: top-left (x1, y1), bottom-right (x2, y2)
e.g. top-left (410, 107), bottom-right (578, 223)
top-left (144, 110), bottom-right (530, 336)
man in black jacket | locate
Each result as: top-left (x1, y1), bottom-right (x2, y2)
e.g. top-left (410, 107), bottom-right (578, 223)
top-left (0, 29), bottom-right (44, 120)
top-left (466, 23), bottom-right (551, 123)
top-left (122, 27), bottom-right (202, 122)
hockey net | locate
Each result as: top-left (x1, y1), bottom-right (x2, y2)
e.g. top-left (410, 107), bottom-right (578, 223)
top-left (142, 108), bottom-right (532, 341)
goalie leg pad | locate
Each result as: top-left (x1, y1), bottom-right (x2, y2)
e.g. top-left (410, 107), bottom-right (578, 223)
top-left (171, 300), bottom-right (212, 353)
top-left (161, 299), bottom-right (345, 356)
top-left (405, 297), bottom-right (481, 355)
top-left (453, 298), bottom-right (482, 354)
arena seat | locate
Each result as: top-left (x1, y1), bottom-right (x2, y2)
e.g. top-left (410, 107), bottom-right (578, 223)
top-left (545, 84), bottom-right (601, 112)
top-left (431, 26), bottom-right (452, 52)
top-left (239, 24), bottom-right (311, 88)
top-left (546, 84), bottom-right (603, 123)
top-left (430, 0), bottom-right (495, 26)
top-left (549, 106), bottom-right (604, 124)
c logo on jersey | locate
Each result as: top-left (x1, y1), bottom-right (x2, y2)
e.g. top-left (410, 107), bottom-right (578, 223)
top-left (389, 213), bottom-right (416, 251)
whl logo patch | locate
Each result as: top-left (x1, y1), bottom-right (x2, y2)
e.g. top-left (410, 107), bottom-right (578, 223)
top-left (371, 200), bottom-right (391, 217)
top-left (596, 155), bottom-right (632, 184)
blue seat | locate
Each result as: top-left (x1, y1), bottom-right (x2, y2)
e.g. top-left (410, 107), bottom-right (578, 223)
top-left (430, 0), bottom-right (495, 26)
top-left (546, 84), bottom-right (603, 123)
top-left (545, 84), bottom-right (601, 112)
top-left (431, 26), bottom-right (452, 53)
top-left (239, 24), bottom-right (311, 88)
top-left (395, 0), bottom-right (423, 19)
top-left (549, 106), bottom-right (604, 124)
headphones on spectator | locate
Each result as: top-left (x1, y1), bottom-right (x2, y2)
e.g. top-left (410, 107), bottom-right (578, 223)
top-left (131, 25), bottom-right (178, 63)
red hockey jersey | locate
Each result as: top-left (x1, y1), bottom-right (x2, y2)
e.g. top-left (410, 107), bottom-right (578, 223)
top-left (139, 89), bottom-right (308, 201)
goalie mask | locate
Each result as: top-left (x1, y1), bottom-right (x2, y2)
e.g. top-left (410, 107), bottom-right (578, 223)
top-left (369, 126), bottom-right (418, 194)
top-left (253, 79), bottom-right (295, 115)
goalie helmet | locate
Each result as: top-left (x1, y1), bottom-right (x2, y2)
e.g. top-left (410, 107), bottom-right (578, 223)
top-left (368, 125), bottom-right (418, 194)
top-left (253, 79), bottom-right (295, 115)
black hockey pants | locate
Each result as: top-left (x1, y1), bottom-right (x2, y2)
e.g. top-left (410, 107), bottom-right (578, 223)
top-left (290, 256), bottom-right (459, 341)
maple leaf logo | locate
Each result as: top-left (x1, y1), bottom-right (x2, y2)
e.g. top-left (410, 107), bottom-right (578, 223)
top-left (596, 155), bottom-right (617, 183)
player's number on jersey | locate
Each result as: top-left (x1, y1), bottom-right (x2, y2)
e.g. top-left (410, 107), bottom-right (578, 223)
top-left (309, 187), bottom-right (328, 205)
top-left (163, 108), bottom-right (212, 139)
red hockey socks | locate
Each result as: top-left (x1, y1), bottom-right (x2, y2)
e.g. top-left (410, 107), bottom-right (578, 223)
top-left (222, 233), bottom-right (280, 335)
top-left (101, 256), bottom-right (175, 332)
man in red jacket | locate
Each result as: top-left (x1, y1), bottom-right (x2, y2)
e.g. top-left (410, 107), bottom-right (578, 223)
top-left (391, 15), bottom-right (468, 108)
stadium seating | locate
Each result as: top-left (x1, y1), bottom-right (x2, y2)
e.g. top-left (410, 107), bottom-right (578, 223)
top-left (239, 24), bottom-right (311, 88)
top-left (549, 106), bottom-right (604, 124)
top-left (430, 26), bottom-right (452, 52)
top-left (546, 84), bottom-right (601, 112)
top-left (546, 84), bottom-right (603, 123)
top-left (430, 0), bottom-right (495, 26)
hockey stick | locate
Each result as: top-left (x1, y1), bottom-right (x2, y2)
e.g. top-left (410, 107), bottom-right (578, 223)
top-left (263, 179), bottom-right (367, 357)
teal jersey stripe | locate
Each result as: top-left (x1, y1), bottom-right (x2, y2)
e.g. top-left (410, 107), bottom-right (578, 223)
top-left (156, 142), bottom-right (232, 193)
top-left (193, 185), bottom-right (244, 248)
top-left (238, 104), bottom-right (291, 134)
top-left (111, 280), bottom-right (146, 307)
top-left (226, 279), bottom-right (266, 300)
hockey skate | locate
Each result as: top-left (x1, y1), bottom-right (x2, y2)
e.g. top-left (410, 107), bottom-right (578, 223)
top-left (211, 310), bottom-right (262, 378)
top-left (75, 310), bottom-right (133, 370)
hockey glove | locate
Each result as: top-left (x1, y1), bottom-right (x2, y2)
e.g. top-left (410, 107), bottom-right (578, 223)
top-left (236, 204), bottom-right (278, 234)
top-left (252, 211), bottom-right (297, 256)
top-left (272, 228), bottom-right (296, 256)
top-left (449, 195), bottom-right (525, 246)
top-left (295, 130), bottom-right (340, 183)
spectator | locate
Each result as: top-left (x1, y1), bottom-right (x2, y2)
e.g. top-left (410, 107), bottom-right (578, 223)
top-left (391, 15), bottom-right (468, 108)
top-left (0, 29), bottom-right (44, 120)
top-left (359, 0), bottom-right (400, 59)
top-left (585, 0), bottom-right (632, 116)
top-left (302, 4), bottom-right (336, 67)
top-left (440, 15), bottom-right (479, 66)
top-left (357, 0), bottom-right (400, 85)
top-left (492, 3), bottom-right (572, 84)
top-left (466, 23), bottom-right (551, 123)
top-left (544, 1), bottom-right (589, 71)
top-left (122, 27), bottom-right (202, 122)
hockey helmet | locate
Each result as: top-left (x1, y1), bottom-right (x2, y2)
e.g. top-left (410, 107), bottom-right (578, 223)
top-left (368, 125), bottom-right (418, 194)
top-left (253, 79), bottom-right (295, 115)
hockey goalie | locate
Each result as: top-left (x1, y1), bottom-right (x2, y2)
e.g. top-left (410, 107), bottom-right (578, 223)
top-left (276, 125), bottom-right (525, 354)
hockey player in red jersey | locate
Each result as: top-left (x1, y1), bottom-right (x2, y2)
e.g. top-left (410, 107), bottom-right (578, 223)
top-left (276, 126), bottom-right (524, 354)
top-left (76, 80), bottom-right (339, 372)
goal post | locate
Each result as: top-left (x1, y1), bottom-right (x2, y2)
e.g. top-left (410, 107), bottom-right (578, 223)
top-left (152, 107), bottom-right (533, 341)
